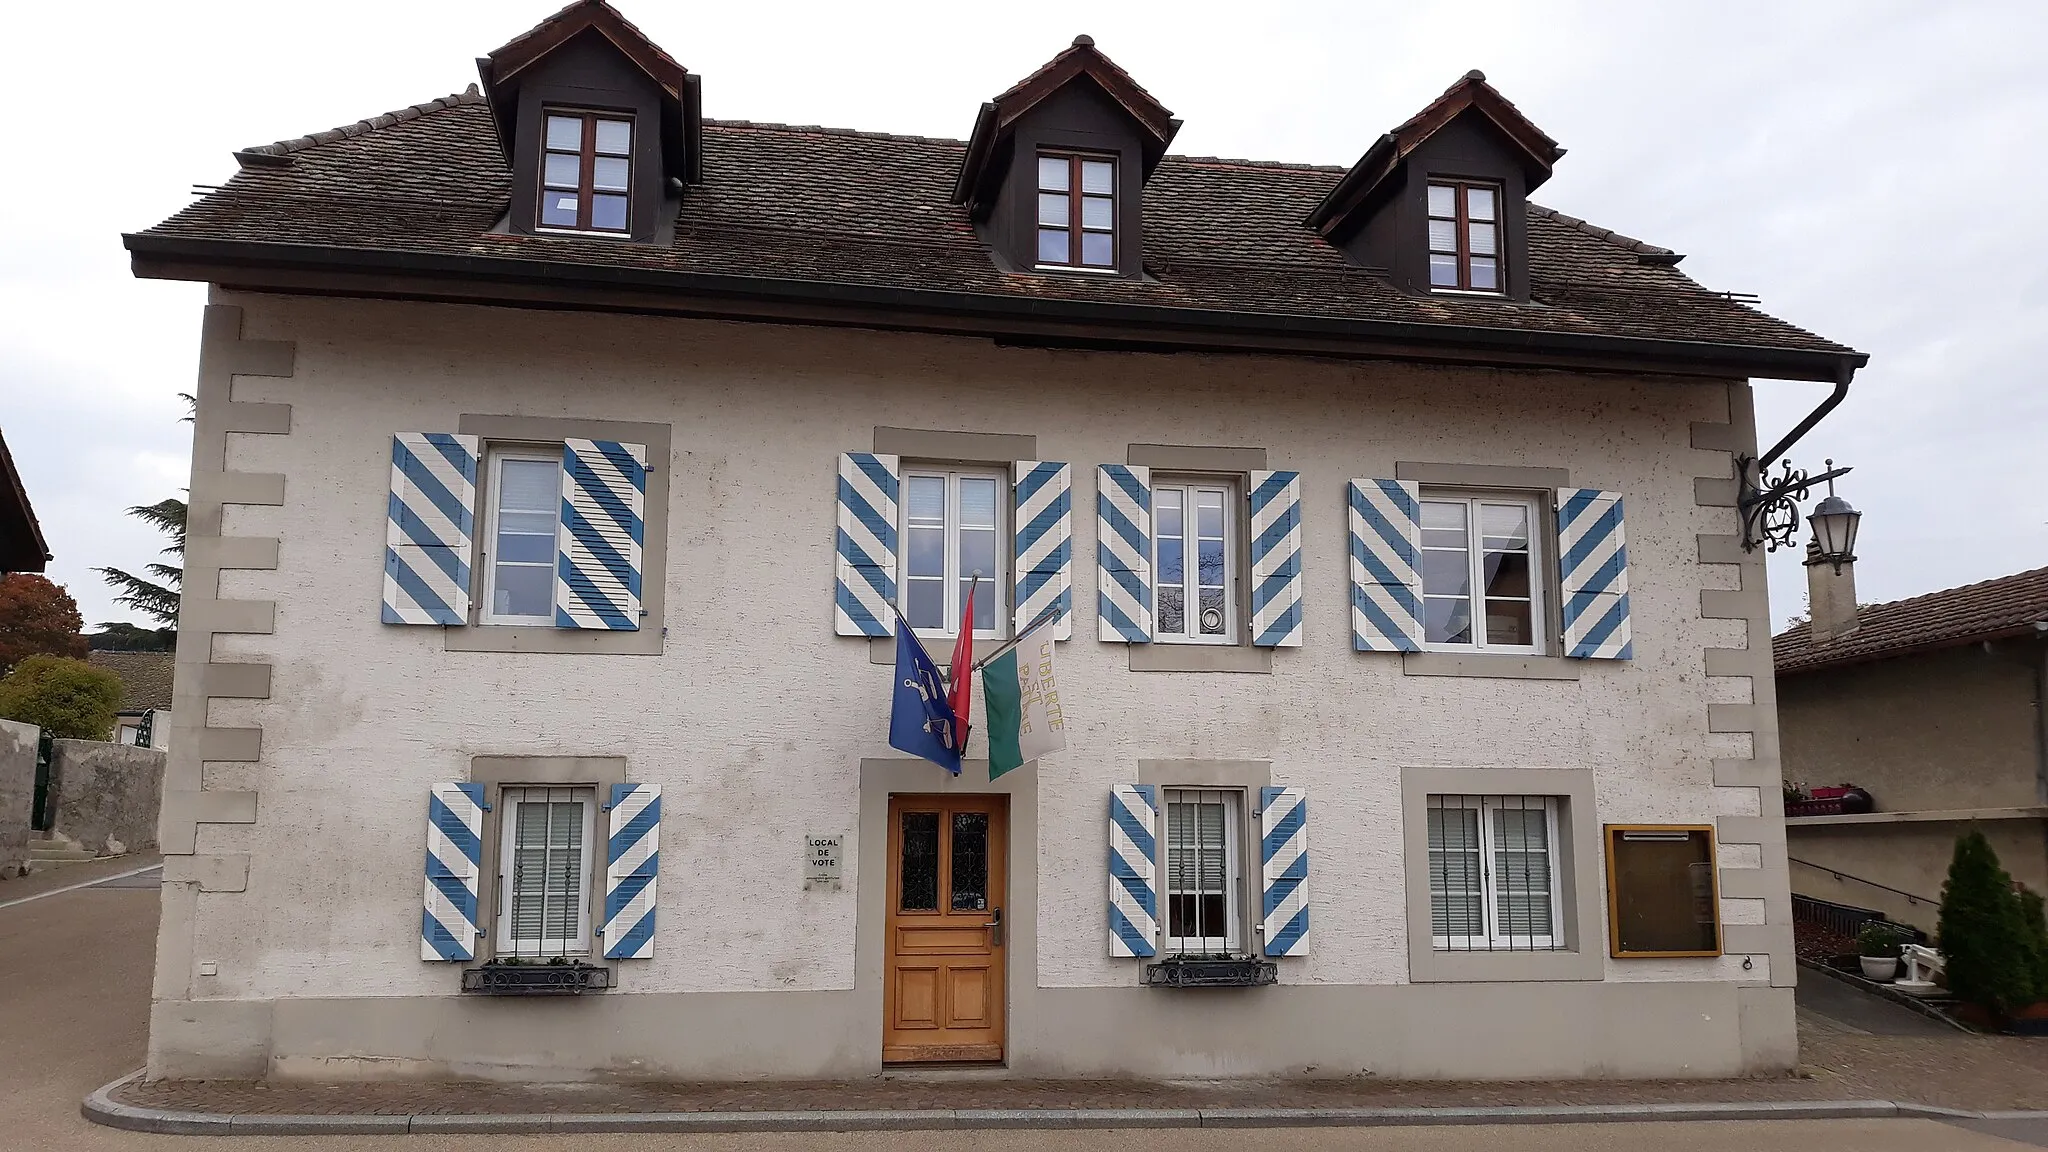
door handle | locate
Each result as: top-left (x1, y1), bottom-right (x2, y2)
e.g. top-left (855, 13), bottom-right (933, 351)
top-left (983, 906), bottom-right (1003, 947)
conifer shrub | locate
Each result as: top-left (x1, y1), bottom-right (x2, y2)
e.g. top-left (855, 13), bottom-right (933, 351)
top-left (1938, 830), bottom-right (2036, 1016)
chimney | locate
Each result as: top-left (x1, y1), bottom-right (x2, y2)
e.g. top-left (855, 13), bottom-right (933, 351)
top-left (1805, 538), bottom-right (1859, 642)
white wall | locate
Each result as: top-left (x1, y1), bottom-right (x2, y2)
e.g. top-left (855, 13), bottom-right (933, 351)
top-left (191, 292), bottom-right (1757, 1002)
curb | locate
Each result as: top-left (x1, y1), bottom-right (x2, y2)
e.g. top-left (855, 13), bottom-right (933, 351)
top-left (79, 1071), bottom-right (2048, 1136)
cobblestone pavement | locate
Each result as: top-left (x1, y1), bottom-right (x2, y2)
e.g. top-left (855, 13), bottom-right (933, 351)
top-left (6, 861), bottom-right (2044, 1150)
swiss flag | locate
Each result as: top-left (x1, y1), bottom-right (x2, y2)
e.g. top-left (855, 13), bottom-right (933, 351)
top-left (949, 583), bottom-right (975, 754)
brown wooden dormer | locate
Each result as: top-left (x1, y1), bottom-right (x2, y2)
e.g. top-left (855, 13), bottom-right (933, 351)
top-left (478, 0), bottom-right (702, 242)
top-left (1306, 71), bottom-right (1565, 302)
top-left (952, 36), bottom-right (1181, 278)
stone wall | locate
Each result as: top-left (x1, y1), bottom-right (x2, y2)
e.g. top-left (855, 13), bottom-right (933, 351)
top-left (0, 719), bottom-right (36, 877)
top-left (48, 739), bottom-right (165, 856)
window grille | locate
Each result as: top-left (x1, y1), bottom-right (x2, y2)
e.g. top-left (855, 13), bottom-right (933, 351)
top-left (497, 786), bottom-right (595, 958)
top-left (1164, 788), bottom-right (1240, 956)
top-left (1427, 794), bottom-right (1564, 952)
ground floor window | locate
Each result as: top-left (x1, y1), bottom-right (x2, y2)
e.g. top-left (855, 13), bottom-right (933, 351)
top-left (1163, 788), bottom-right (1243, 955)
top-left (495, 785), bottom-right (596, 957)
top-left (1427, 794), bottom-right (1563, 952)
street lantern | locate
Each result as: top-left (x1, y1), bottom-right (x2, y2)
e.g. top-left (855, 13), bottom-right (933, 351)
top-left (1807, 489), bottom-right (1861, 573)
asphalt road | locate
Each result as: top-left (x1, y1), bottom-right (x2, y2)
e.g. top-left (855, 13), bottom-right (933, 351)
top-left (0, 857), bottom-right (2034, 1150)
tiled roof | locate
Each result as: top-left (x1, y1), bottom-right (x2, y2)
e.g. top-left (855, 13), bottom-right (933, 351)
top-left (86, 652), bottom-right (176, 712)
top-left (0, 429), bottom-right (49, 573)
top-left (142, 91), bottom-right (1856, 359)
top-left (1774, 565), bottom-right (2048, 675)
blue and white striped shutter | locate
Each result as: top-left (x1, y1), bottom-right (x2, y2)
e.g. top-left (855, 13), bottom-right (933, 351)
top-left (1260, 785), bottom-right (1308, 957)
top-left (602, 783), bottom-right (661, 960)
top-left (835, 452), bottom-right (900, 637)
top-left (1558, 488), bottom-right (1632, 659)
top-left (1249, 470), bottom-right (1303, 647)
top-left (1096, 465), bottom-right (1152, 643)
top-left (1014, 461), bottom-right (1073, 640)
top-left (384, 433), bottom-right (478, 626)
top-left (556, 439), bottom-right (647, 630)
top-left (1109, 784), bottom-right (1159, 958)
top-left (1347, 479), bottom-right (1423, 652)
top-left (421, 782), bottom-right (486, 961)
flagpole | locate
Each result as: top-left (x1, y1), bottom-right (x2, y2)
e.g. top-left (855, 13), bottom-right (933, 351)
top-left (970, 602), bottom-right (1063, 673)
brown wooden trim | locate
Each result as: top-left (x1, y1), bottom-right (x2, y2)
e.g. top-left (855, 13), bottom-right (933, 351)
top-left (1428, 180), bottom-right (1504, 294)
top-left (1036, 151), bottom-right (1116, 270)
top-left (1604, 823), bottom-right (1724, 959)
top-left (538, 109), bottom-right (632, 234)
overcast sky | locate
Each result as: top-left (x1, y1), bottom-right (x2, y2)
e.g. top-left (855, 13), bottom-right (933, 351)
top-left (4, 0), bottom-right (2042, 631)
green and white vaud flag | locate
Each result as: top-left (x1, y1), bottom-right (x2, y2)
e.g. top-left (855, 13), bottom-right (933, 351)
top-left (984, 627), bottom-right (1066, 779)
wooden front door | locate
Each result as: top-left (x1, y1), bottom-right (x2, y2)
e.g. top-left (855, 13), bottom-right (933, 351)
top-left (884, 794), bottom-right (1007, 1063)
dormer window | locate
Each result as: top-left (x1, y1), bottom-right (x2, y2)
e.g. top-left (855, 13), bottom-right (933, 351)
top-left (1035, 152), bottom-right (1117, 270)
top-left (540, 112), bottom-right (634, 233)
top-left (1427, 181), bottom-right (1502, 293)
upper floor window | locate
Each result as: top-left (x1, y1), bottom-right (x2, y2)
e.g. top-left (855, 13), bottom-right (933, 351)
top-left (1036, 153), bottom-right (1116, 270)
top-left (1153, 478), bottom-right (1237, 644)
top-left (1427, 181), bottom-right (1502, 292)
top-left (1420, 492), bottom-right (1543, 654)
top-left (485, 449), bottom-right (562, 624)
top-left (540, 112), bottom-right (633, 233)
top-left (900, 468), bottom-right (1005, 641)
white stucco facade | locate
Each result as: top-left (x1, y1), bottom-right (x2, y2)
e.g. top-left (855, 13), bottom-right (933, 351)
top-left (148, 290), bottom-right (1795, 1082)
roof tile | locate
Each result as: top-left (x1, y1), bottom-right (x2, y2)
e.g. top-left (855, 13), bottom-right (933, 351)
top-left (1775, 565), bottom-right (2048, 674)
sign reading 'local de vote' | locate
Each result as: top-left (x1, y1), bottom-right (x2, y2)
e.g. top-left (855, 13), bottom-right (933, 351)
top-left (805, 834), bottom-right (844, 886)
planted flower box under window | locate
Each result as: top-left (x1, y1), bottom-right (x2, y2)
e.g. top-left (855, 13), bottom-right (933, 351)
top-left (461, 960), bottom-right (611, 995)
top-left (1143, 957), bottom-right (1277, 988)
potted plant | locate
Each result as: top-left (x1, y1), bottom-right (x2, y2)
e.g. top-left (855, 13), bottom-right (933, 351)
top-left (1857, 922), bottom-right (1902, 981)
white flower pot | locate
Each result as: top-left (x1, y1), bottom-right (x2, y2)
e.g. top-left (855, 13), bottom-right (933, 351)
top-left (1860, 956), bottom-right (1900, 981)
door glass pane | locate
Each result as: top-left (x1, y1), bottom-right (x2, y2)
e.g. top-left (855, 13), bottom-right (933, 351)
top-left (950, 812), bottom-right (989, 911)
top-left (1080, 159), bottom-right (1114, 194)
top-left (543, 152), bottom-right (581, 189)
top-left (594, 118), bottom-right (632, 156)
top-left (1037, 192), bottom-right (1069, 227)
top-left (545, 115), bottom-right (582, 152)
top-left (1037, 228), bottom-right (1070, 263)
top-left (899, 812), bottom-right (939, 911)
top-left (1427, 183), bottom-right (1456, 218)
top-left (1037, 155), bottom-right (1069, 192)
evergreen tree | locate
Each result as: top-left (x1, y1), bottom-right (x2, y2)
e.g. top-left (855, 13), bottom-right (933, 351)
top-left (2019, 886), bottom-right (2048, 1004)
top-left (94, 497), bottom-right (185, 628)
top-left (1938, 830), bottom-right (2036, 1016)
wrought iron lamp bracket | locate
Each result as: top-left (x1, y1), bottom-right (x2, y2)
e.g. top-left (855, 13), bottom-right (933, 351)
top-left (1735, 454), bottom-right (1852, 553)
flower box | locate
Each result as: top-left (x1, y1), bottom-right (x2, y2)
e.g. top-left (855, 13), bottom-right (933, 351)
top-left (461, 960), bottom-right (611, 996)
top-left (1143, 957), bottom-right (1278, 988)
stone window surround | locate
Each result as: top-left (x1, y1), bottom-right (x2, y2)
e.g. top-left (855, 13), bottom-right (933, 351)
top-left (1125, 444), bottom-right (1272, 675)
top-left (448, 414), bottom-right (673, 656)
top-left (866, 427), bottom-right (1040, 666)
top-left (1138, 759), bottom-right (1271, 960)
top-left (467, 755), bottom-right (629, 975)
top-left (1394, 461), bottom-right (1578, 682)
top-left (1400, 765), bottom-right (1604, 983)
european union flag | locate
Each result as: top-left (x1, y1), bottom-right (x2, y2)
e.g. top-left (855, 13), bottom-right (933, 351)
top-left (889, 626), bottom-right (963, 775)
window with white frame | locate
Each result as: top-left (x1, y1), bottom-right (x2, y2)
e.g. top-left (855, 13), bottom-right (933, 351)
top-left (496, 785), bottom-right (596, 957)
top-left (1162, 788), bottom-right (1243, 956)
top-left (900, 469), bottom-right (1005, 640)
top-left (1427, 794), bottom-right (1563, 952)
top-left (1420, 492), bottom-right (1544, 653)
top-left (483, 449), bottom-right (562, 625)
top-left (1153, 478), bottom-right (1237, 644)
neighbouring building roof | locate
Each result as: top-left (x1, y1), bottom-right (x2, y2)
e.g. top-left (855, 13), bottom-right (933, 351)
top-left (1774, 565), bottom-right (2048, 675)
top-left (131, 82), bottom-right (1863, 381)
top-left (0, 429), bottom-right (50, 573)
top-left (86, 651), bottom-right (176, 711)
